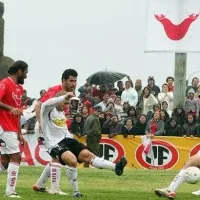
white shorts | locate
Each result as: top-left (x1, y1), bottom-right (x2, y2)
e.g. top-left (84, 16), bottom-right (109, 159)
top-left (0, 131), bottom-right (20, 154)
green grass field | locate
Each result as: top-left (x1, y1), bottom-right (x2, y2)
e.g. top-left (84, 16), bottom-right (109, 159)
top-left (0, 167), bottom-right (200, 200)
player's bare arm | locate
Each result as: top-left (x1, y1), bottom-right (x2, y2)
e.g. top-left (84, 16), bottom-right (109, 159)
top-left (0, 101), bottom-right (22, 116)
top-left (35, 101), bottom-right (42, 122)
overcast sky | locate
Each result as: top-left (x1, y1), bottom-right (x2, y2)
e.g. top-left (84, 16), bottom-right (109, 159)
top-left (1, 0), bottom-right (200, 98)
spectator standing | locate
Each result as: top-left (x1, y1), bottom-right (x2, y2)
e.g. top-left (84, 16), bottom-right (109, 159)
top-left (195, 85), bottom-right (200, 99)
top-left (182, 114), bottom-right (198, 137)
top-left (172, 104), bottom-right (187, 126)
top-left (114, 96), bottom-right (123, 113)
top-left (162, 101), bottom-right (172, 117)
top-left (81, 105), bottom-right (90, 121)
top-left (21, 89), bottom-right (32, 109)
top-left (121, 117), bottom-right (137, 137)
top-left (71, 113), bottom-right (84, 137)
top-left (119, 102), bottom-right (130, 122)
top-left (38, 89), bottom-right (46, 100)
top-left (160, 109), bottom-right (170, 131)
top-left (135, 115), bottom-right (147, 135)
top-left (96, 93), bottom-right (109, 111)
top-left (103, 115), bottom-right (123, 138)
top-left (104, 98), bottom-right (118, 116)
top-left (101, 112), bottom-right (112, 134)
top-left (83, 105), bottom-right (102, 157)
top-left (82, 88), bottom-right (95, 106)
top-left (121, 81), bottom-right (138, 107)
top-left (186, 77), bottom-right (199, 95)
top-left (115, 81), bottom-right (124, 97)
top-left (166, 76), bottom-right (174, 92)
top-left (165, 117), bottom-right (182, 137)
top-left (135, 79), bottom-right (143, 102)
top-left (92, 84), bottom-right (108, 101)
top-left (146, 76), bottom-right (160, 97)
top-left (145, 111), bottom-right (164, 136)
top-left (127, 106), bottom-right (137, 125)
top-left (158, 83), bottom-right (173, 111)
top-left (185, 88), bottom-right (198, 117)
top-left (138, 87), bottom-right (158, 115)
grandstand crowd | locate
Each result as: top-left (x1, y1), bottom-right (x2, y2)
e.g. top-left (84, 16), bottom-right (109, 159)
top-left (21, 75), bottom-right (200, 138)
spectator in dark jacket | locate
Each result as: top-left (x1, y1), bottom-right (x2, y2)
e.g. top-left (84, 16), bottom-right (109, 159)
top-left (99, 112), bottom-right (110, 134)
top-left (182, 114), bottom-right (198, 137)
top-left (165, 117), bottom-right (182, 136)
top-left (119, 102), bottom-right (130, 122)
top-left (135, 115), bottom-right (147, 135)
top-left (172, 104), bottom-right (187, 126)
top-left (160, 109), bottom-right (170, 131)
top-left (127, 106), bottom-right (137, 125)
top-left (121, 117), bottom-right (137, 138)
top-left (103, 115), bottom-right (123, 138)
top-left (146, 76), bottom-right (160, 98)
top-left (71, 113), bottom-right (84, 137)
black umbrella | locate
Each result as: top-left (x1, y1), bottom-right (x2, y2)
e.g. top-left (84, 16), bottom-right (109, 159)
top-left (86, 71), bottom-right (127, 85)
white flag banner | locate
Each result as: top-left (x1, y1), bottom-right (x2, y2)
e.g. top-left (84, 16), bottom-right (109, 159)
top-left (145, 0), bottom-right (200, 53)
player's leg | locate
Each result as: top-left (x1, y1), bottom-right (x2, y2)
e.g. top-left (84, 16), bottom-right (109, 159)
top-left (0, 138), bottom-right (10, 171)
top-left (66, 165), bottom-right (82, 197)
top-left (6, 152), bottom-right (21, 198)
top-left (60, 150), bottom-right (82, 197)
top-left (33, 162), bottom-right (51, 192)
top-left (33, 157), bottom-right (80, 195)
top-left (0, 154), bottom-right (9, 171)
top-left (49, 145), bottom-right (81, 196)
top-left (154, 153), bottom-right (200, 199)
top-left (33, 160), bottom-right (69, 195)
top-left (190, 152), bottom-right (200, 196)
top-left (1, 132), bottom-right (21, 198)
top-left (84, 136), bottom-right (100, 168)
top-left (78, 149), bottom-right (127, 176)
top-left (48, 158), bottom-right (65, 195)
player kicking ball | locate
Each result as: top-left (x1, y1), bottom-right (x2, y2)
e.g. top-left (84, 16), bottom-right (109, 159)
top-left (154, 152), bottom-right (200, 199)
top-left (35, 90), bottom-right (127, 197)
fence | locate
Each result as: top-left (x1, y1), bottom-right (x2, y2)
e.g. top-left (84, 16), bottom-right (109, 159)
top-left (21, 134), bottom-right (200, 170)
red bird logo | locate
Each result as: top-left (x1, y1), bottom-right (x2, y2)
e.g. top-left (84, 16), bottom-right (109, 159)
top-left (154, 13), bottom-right (199, 40)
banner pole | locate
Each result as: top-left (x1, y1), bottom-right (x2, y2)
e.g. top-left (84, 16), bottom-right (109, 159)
top-left (173, 53), bottom-right (187, 109)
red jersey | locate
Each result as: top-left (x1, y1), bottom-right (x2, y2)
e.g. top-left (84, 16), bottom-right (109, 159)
top-left (0, 77), bottom-right (23, 132)
top-left (40, 85), bottom-right (62, 103)
top-left (168, 85), bottom-right (174, 92)
top-left (150, 120), bottom-right (158, 135)
top-left (39, 84), bottom-right (69, 114)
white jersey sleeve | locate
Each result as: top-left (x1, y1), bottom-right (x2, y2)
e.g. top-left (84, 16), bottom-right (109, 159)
top-left (40, 95), bottom-right (71, 151)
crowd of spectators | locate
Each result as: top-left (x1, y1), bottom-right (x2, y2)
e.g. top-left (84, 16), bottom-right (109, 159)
top-left (21, 76), bottom-right (200, 138)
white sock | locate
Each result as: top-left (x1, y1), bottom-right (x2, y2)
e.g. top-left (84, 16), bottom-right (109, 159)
top-left (66, 166), bottom-right (79, 192)
top-left (0, 163), bottom-right (5, 172)
top-left (90, 156), bottom-right (115, 170)
top-left (168, 169), bottom-right (186, 192)
top-left (6, 162), bottom-right (19, 195)
top-left (36, 163), bottom-right (50, 187)
top-left (50, 162), bottom-right (61, 192)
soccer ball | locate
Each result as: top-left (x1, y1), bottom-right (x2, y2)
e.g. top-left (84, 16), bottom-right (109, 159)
top-left (185, 166), bottom-right (200, 184)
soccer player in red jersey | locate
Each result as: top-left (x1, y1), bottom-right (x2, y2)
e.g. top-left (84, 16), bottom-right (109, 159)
top-left (0, 60), bottom-right (28, 198)
top-left (33, 69), bottom-right (80, 196)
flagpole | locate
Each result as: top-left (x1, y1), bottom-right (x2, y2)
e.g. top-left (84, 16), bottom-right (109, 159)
top-left (173, 53), bottom-right (187, 109)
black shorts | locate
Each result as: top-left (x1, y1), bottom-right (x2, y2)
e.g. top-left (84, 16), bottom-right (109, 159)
top-left (52, 137), bottom-right (87, 163)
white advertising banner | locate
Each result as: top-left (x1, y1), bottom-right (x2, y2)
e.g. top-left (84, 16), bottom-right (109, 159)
top-left (145, 0), bottom-right (200, 52)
